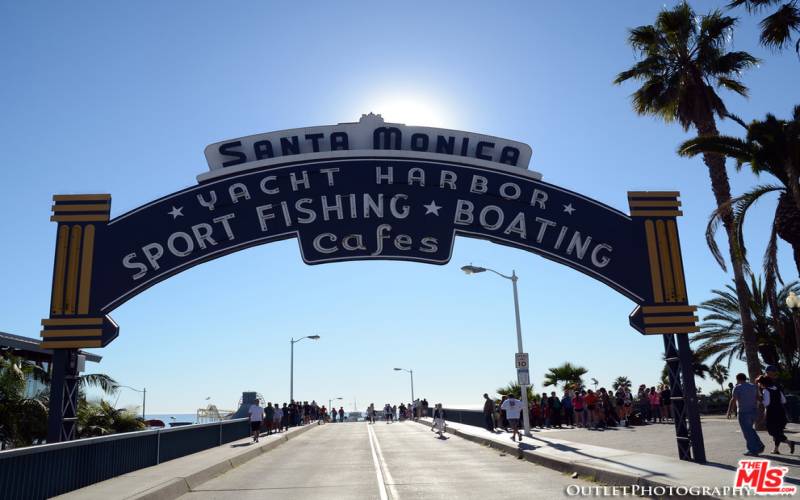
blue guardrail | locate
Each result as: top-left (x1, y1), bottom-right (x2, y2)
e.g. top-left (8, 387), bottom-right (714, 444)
top-left (0, 418), bottom-right (250, 500)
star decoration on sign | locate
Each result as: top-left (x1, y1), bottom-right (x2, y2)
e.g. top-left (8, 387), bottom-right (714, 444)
top-left (563, 203), bottom-right (576, 215)
top-left (168, 206), bottom-right (184, 219)
top-left (423, 200), bottom-right (442, 216)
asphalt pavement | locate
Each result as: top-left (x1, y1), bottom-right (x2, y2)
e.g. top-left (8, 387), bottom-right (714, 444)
top-left (178, 421), bottom-right (591, 499)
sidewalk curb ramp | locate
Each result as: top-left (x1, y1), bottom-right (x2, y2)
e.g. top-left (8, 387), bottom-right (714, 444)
top-left (412, 419), bottom-right (723, 500)
top-left (55, 423), bottom-right (319, 500)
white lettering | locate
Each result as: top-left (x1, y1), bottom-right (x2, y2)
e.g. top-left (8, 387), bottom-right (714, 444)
top-left (229, 183), bottom-right (251, 203)
top-left (167, 232), bottom-right (194, 257)
top-left (122, 253), bottom-right (148, 280)
top-left (312, 233), bottom-right (337, 254)
top-left (389, 194), bottom-right (410, 219)
top-left (591, 243), bottom-right (613, 268)
top-left (259, 175), bottom-right (279, 195)
top-left (454, 199), bottom-right (474, 225)
top-left (197, 191), bottom-right (217, 211)
top-left (190, 223), bottom-right (217, 249)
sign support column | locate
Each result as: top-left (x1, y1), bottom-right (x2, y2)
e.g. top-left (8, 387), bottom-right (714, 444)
top-left (628, 191), bottom-right (705, 463)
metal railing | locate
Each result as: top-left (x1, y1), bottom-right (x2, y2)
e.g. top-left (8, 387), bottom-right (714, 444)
top-left (0, 418), bottom-right (250, 500)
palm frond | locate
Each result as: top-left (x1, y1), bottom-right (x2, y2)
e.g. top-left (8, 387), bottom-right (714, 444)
top-left (759, 3), bottom-right (800, 49)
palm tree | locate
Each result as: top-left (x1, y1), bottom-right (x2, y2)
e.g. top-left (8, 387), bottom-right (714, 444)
top-left (77, 399), bottom-right (144, 438)
top-left (709, 364), bottom-right (730, 390)
top-left (728, 0), bottom-right (800, 55)
top-left (679, 107), bottom-right (800, 345)
top-left (495, 381), bottom-right (535, 402)
top-left (615, 3), bottom-right (761, 381)
top-left (661, 351), bottom-right (711, 383)
top-left (0, 355), bottom-right (48, 448)
top-left (590, 378), bottom-right (599, 390)
top-left (612, 376), bottom-right (632, 391)
top-left (692, 276), bottom-right (798, 383)
top-left (542, 362), bottom-right (588, 389)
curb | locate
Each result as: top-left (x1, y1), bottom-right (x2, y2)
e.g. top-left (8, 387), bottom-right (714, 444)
top-left (128, 423), bottom-right (319, 500)
top-left (411, 419), bottom-right (720, 500)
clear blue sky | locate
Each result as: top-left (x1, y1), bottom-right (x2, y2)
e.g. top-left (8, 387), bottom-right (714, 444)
top-left (1, 1), bottom-right (796, 413)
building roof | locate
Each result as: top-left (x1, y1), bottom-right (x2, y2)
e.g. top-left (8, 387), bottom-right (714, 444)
top-left (0, 331), bottom-right (102, 363)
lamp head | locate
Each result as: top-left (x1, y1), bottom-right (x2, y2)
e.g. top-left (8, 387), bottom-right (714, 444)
top-left (461, 265), bottom-right (486, 275)
top-left (308, 335), bottom-right (321, 340)
top-left (394, 368), bottom-right (403, 371)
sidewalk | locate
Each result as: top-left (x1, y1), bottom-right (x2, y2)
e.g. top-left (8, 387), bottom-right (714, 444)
top-left (417, 418), bottom-right (782, 499)
top-left (55, 423), bottom-right (319, 500)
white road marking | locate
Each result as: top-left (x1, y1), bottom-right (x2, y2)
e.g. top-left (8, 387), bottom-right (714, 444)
top-left (367, 424), bottom-right (390, 500)
top-left (370, 424), bottom-right (400, 499)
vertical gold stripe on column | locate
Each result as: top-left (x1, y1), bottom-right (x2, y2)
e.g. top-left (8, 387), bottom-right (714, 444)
top-left (64, 225), bottom-right (82, 315)
top-left (77, 224), bottom-right (95, 314)
top-left (51, 225), bottom-right (70, 315)
top-left (667, 220), bottom-right (687, 302)
top-left (644, 221), bottom-right (664, 303)
top-left (656, 220), bottom-right (676, 302)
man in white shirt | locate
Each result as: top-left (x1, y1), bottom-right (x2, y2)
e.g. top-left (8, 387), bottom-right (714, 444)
top-left (500, 395), bottom-right (524, 442)
top-left (248, 399), bottom-right (264, 443)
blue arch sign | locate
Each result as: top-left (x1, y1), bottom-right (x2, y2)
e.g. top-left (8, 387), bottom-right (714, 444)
top-left (41, 115), bottom-right (699, 350)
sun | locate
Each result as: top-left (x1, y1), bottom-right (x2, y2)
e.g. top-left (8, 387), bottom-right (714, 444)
top-left (364, 92), bottom-right (454, 128)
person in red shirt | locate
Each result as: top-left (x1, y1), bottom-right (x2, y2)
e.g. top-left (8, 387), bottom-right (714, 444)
top-left (573, 391), bottom-right (585, 428)
top-left (584, 390), bottom-right (598, 429)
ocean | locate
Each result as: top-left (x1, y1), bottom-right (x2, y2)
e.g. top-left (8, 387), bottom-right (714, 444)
top-left (146, 413), bottom-right (198, 425)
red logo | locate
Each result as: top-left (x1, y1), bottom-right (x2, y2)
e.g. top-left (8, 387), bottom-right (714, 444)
top-left (735, 460), bottom-right (796, 495)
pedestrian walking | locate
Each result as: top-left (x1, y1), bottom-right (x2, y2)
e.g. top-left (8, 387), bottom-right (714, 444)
top-left (273, 404), bottom-right (283, 432)
top-left (482, 393), bottom-right (495, 432)
top-left (432, 403), bottom-right (446, 437)
top-left (265, 402), bottom-right (275, 435)
top-left (248, 398), bottom-right (264, 443)
top-left (500, 394), bottom-right (524, 442)
top-left (338, 407), bottom-right (344, 422)
top-left (281, 403), bottom-right (289, 431)
top-left (384, 403), bottom-right (392, 423)
top-left (756, 375), bottom-right (796, 455)
top-left (728, 373), bottom-right (764, 456)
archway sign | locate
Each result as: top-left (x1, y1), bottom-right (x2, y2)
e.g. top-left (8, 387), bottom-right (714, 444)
top-left (42, 113), bottom-right (705, 461)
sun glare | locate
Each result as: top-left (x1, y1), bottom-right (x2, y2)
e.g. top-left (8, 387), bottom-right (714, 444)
top-left (364, 93), bottom-right (454, 129)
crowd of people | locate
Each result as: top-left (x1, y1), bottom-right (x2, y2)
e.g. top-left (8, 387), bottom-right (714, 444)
top-left (364, 398), bottom-right (433, 423)
top-left (247, 400), bottom-right (350, 442)
top-left (245, 397), bottom-right (437, 442)
top-left (482, 383), bottom-right (674, 439)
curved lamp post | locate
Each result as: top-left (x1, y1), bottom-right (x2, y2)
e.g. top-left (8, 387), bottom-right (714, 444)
top-left (329, 396), bottom-right (343, 412)
top-left (116, 385), bottom-right (146, 420)
top-left (461, 264), bottom-right (532, 437)
top-left (290, 335), bottom-right (320, 402)
top-left (393, 367), bottom-right (415, 403)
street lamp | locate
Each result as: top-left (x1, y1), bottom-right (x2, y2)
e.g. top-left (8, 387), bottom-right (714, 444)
top-left (329, 396), bottom-right (343, 412)
top-left (786, 292), bottom-right (800, 358)
top-left (290, 335), bottom-right (320, 402)
top-left (115, 385), bottom-right (146, 420)
top-left (394, 367), bottom-right (415, 403)
top-left (461, 264), bottom-right (532, 438)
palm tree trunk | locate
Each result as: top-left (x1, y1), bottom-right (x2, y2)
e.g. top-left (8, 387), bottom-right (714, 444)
top-left (694, 119), bottom-right (761, 382)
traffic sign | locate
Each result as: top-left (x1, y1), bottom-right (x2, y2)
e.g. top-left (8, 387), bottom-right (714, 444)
top-left (517, 368), bottom-right (530, 386)
top-left (515, 353), bottom-right (529, 369)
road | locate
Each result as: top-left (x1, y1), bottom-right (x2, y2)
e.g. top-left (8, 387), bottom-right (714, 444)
top-left (178, 421), bottom-right (589, 499)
